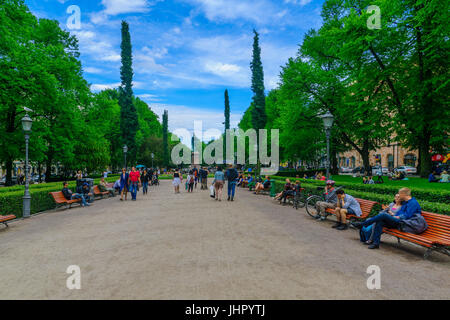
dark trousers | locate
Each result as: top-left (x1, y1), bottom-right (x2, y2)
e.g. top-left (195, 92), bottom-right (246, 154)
top-left (142, 181), bottom-right (148, 194)
top-left (282, 190), bottom-right (295, 203)
top-left (188, 183), bottom-right (194, 192)
top-left (362, 212), bottom-right (401, 245)
top-left (228, 181), bottom-right (236, 197)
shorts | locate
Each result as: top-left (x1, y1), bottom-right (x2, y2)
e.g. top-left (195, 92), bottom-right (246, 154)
top-left (172, 178), bottom-right (181, 187)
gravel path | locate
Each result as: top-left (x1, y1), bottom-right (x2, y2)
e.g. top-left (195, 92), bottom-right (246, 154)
top-left (0, 180), bottom-right (448, 299)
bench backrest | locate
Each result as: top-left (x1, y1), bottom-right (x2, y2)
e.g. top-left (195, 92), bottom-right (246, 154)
top-left (49, 191), bottom-right (68, 203)
top-left (93, 185), bottom-right (101, 194)
top-left (421, 211), bottom-right (450, 243)
top-left (355, 198), bottom-right (378, 217)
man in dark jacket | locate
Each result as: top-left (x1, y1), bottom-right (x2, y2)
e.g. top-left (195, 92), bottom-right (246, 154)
top-left (225, 165), bottom-right (239, 201)
top-left (352, 187), bottom-right (426, 249)
top-left (62, 182), bottom-right (89, 207)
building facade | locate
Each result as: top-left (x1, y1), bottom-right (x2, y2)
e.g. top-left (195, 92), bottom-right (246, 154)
top-left (338, 143), bottom-right (418, 169)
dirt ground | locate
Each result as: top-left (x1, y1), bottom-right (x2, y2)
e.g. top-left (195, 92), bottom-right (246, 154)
top-left (0, 180), bottom-right (448, 299)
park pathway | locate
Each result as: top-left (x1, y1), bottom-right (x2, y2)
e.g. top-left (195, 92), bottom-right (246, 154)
top-left (0, 180), bottom-right (449, 299)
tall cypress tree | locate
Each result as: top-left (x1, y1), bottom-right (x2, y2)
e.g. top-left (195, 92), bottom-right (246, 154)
top-left (250, 30), bottom-right (266, 173)
top-left (162, 110), bottom-right (169, 167)
top-left (224, 89), bottom-right (231, 163)
top-left (119, 21), bottom-right (139, 164)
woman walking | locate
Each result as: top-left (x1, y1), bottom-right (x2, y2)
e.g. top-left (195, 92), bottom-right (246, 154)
top-left (172, 169), bottom-right (182, 194)
top-left (141, 169), bottom-right (150, 195)
top-left (119, 168), bottom-right (129, 201)
top-left (187, 170), bottom-right (195, 193)
top-left (213, 166), bottom-right (225, 201)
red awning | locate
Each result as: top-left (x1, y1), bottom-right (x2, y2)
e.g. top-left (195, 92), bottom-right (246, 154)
top-left (431, 154), bottom-right (444, 162)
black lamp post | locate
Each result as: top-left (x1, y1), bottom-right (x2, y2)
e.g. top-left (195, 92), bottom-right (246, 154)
top-left (123, 145), bottom-right (128, 170)
top-left (151, 152), bottom-right (154, 169)
top-left (320, 111), bottom-right (334, 180)
top-left (21, 114), bottom-right (33, 218)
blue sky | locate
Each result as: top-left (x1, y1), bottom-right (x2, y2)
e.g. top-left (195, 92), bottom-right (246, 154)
top-left (26, 0), bottom-right (324, 137)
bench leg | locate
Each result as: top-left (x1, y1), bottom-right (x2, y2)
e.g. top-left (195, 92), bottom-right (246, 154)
top-left (397, 237), bottom-right (401, 244)
top-left (2, 222), bottom-right (8, 228)
top-left (424, 247), bottom-right (434, 260)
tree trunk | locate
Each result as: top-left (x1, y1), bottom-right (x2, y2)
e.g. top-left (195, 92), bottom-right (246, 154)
top-left (5, 158), bottom-right (13, 186)
top-left (418, 136), bottom-right (431, 178)
top-left (45, 155), bottom-right (52, 183)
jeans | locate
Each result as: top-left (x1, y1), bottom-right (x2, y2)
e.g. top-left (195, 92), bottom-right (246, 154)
top-left (130, 182), bottom-right (138, 200)
top-left (362, 212), bottom-right (401, 245)
top-left (72, 194), bottom-right (88, 206)
top-left (228, 181), bottom-right (236, 197)
top-left (142, 182), bottom-right (148, 194)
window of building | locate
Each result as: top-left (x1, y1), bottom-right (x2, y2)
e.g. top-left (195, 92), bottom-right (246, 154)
top-left (404, 154), bottom-right (416, 167)
top-left (387, 154), bottom-right (394, 169)
top-left (351, 157), bottom-right (356, 168)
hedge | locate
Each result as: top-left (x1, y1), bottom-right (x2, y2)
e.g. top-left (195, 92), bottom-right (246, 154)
top-left (0, 176), bottom-right (118, 219)
top-left (271, 180), bottom-right (450, 216)
top-left (271, 176), bottom-right (450, 205)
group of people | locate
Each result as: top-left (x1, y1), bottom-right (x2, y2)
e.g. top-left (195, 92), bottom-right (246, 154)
top-left (115, 167), bottom-right (158, 201)
top-left (428, 171), bottom-right (449, 183)
top-left (211, 165), bottom-right (239, 201)
top-left (314, 180), bottom-right (427, 249)
top-left (274, 179), bottom-right (302, 205)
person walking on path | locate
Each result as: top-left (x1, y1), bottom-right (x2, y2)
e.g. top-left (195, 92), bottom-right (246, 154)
top-left (213, 166), bottom-right (225, 201)
top-left (201, 167), bottom-right (209, 190)
top-left (141, 169), bottom-right (150, 195)
top-left (187, 171), bottom-right (195, 193)
top-left (172, 169), bottom-right (182, 194)
top-left (225, 165), bottom-right (239, 201)
top-left (119, 168), bottom-right (129, 201)
top-left (129, 166), bottom-right (141, 201)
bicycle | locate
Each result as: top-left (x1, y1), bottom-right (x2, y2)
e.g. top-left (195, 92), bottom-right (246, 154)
top-left (305, 186), bottom-right (344, 219)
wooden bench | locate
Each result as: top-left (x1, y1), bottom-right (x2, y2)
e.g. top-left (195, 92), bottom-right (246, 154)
top-left (0, 215), bottom-right (16, 228)
top-left (49, 191), bottom-right (82, 209)
top-left (94, 185), bottom-right (110, 198)
top-left (325, 198), bottom-right (378, 221)
top-left (383, 211), bottom-right (450, 259)
top-left (281, 188), bottom-right (305, 205)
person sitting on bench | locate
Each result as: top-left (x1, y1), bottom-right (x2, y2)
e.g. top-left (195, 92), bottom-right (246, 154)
top-left (275, 179), bottom-right (292, 201)
top-left (332, 189), bottom-right (361, 231)
top-left (99, 177), bottom-right (115, 197)
top-left (254, 176), bottom-right (271, 194)
top-left (62, 182), bottom-right (89, 207)
top-left (352, 188), bottom-right (427, 249)
top-left (280, 180), bottom-right (301, 205)
top-left (316, 180), bottom-right (338, 221)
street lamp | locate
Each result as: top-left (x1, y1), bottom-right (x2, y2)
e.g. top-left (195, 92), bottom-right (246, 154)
top-left (320, 111), bottom-right (334, 180)
top-left (151, 152), bottom-right (154, 168)
top-left (123, 145), bottom-right (128, 170)
top-left (21, 113), bottom-right (32, 218)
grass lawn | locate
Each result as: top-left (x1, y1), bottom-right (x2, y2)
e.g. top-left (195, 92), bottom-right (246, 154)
top-left (329, 175), bottom-right (450, 191)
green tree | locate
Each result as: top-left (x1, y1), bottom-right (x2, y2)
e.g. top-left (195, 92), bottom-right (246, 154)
top-left (119, 21), bottom-right (139, 165)
top-left (162, 110), bottom-right (169, 167)
top-left (250, 30), bottom-right (267, 173)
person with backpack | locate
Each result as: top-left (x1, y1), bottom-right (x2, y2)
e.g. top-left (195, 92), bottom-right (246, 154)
top-left (225, 165), bottom-right (239, 201)
top-left (187, 170), bottom-right (195, 193)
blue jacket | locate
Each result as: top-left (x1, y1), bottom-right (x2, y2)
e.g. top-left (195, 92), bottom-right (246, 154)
top-left (120, 172), bottom-right (129, 189)
top-left (396, 197), bottom-right (421, 220)
top-left (341, 194), bottom-right (362, 217)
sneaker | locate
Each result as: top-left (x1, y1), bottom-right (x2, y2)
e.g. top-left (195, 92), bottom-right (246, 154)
top-left (227, 196), bottom-right (230, 201)
top-left (368, 244), bottom-right (379, 249)
top-left (351, 222), bottom-right (364, 230)
top-left (337, 224), bottom-right (348, 231)
top-left (332, 222), bottom-right (341, 229)
top-left (231, 197), bottom-right (234, 202)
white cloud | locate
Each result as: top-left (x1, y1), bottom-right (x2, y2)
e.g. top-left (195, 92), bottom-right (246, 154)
top-left (84, 67), bottom-right (104, 74)
top-left (204, 62), bottom-right (241, 76)
top-left (185, 0), bottom-right (278, 24)
top-left (101, 0), bottom-right (152, 15)
top-left (150, 103), bottom-right (241, 141)
top-left (284, 0), bottom-right (313, 6)
top-left (90, 82), bottom-right (121, 92)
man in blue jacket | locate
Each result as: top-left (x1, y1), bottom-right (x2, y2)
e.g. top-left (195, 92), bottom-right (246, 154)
top-left (352, 187), bottom-right (422, 249)
top-left (333, 189), bottom-right (362, 231)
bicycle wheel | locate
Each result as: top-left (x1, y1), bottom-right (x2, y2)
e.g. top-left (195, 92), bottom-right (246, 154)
top-left (296, 194), bottom-right (306, 208)
top-left (305, 195), bottom-right (322, 218)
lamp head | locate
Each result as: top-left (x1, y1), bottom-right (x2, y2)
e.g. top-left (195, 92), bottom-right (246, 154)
top-left (21, 114), bottom-right (33, 132)
top-left (123, 145), bottom-right (128, 153)
top-left (320, 111), bottom-right (334, 129)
